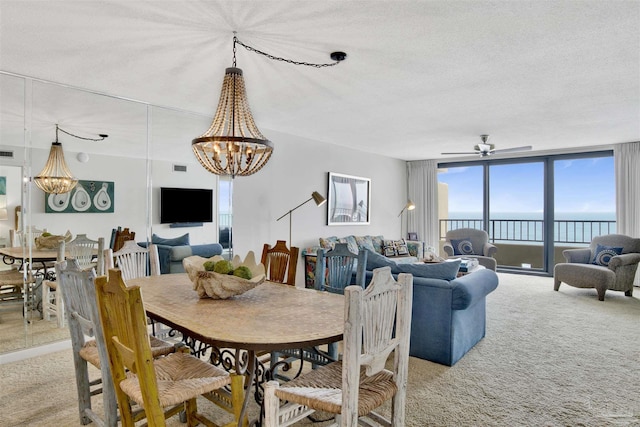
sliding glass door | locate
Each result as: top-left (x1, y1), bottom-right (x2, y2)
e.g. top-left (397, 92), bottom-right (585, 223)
top-left (489, 162), bottom-right (545, 270)
top-left (438, 151), bottom-right (614, 275)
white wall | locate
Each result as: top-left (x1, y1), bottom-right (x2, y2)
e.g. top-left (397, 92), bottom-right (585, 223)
top-left (149, 158), bottom-right (220, 245)
top-left (26, 148), bottom-right (223, 247)
top-left (233, 129), bottom-right (407, 286)
top-left (29, 149), bottom-right (149, 245)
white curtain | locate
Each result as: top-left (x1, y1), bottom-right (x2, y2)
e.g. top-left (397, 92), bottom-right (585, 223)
top-left (614, 141), bottom-right (640, 286)
top-left (407, 160), bottom-right (439, 253)
top-left (615, 141), bottom-right (640, 236)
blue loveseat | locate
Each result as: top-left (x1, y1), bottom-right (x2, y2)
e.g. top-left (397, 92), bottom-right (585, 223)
top-left (140, 233), bottom-right (223, 274)
top-left (364, 250), bottom-right (499, 366)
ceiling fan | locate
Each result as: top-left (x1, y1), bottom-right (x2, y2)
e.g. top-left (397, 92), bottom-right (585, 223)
top-left (442, 135), bottom-right (532, 157)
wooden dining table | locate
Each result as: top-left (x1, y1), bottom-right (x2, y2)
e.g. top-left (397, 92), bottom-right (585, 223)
top-left (128, 273), bottom-right (345, 426)
top-left (0, 246), bottom-right (62, 278)
top-left (0, 245), bottom-right (100, 279)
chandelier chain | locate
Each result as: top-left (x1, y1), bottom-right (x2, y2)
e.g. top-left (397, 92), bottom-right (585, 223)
top-left (233, 36), bottom-right (341, 68)
top-left (56, 124), bottom-right (107, 142)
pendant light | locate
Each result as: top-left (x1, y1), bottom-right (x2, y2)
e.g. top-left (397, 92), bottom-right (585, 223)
top-left (192, 37), bottom-right (273, 178)
top-left (192, 35), bottom-right (347, 178)
top-left (34, 125), bottom-right (108, 194)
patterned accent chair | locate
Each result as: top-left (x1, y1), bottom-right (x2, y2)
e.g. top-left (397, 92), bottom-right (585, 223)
top-left (443, 228), bottom-right (498, 271)
top-left (554, 234), bottom-right (640, 301)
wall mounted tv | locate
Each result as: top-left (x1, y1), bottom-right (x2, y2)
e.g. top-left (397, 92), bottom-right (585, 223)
top-left (160, 187), bottom-right (213, 224)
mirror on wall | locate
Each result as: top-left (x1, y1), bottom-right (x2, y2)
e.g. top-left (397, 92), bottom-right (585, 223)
top-left (0, 73), bottom-right (153, 354)
top-left (0, 73), bottom-right (221, 355)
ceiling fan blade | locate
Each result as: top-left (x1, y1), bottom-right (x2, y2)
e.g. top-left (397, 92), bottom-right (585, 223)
top-left (492, 145), bottom-right (533, 154)
top-left (441, 152), bottom-right (479, 155)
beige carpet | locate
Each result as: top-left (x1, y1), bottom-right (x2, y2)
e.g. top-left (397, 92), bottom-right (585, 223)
top-left (0, 273), bottom-right (639, 427)
top-left (0, 303), bottom-right (70, 353)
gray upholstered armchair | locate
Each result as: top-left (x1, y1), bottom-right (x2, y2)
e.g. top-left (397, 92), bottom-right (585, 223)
top-left (443, 228), bottom-right (497, 271)
top-left (554, 234), bottom-right (640, 301)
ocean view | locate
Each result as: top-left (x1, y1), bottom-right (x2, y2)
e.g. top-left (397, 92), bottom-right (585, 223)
top-left (444, 212), bottom-right (616, 244)
top-left (448, 211), bottom-right (616, 221)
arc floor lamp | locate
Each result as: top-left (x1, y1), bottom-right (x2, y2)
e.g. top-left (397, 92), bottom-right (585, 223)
top-left (277, 191), bottom-right (326, 246)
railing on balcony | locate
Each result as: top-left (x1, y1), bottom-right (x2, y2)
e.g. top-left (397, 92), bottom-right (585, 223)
top-left (439, 218), bottom-right (616, 244)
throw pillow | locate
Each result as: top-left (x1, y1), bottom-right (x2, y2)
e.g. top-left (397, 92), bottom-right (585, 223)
top-left (383, 239), bottom-right (397, 257)
top-left (319, 236), bottom-right (338, 251)
top-left (365, 249), bottom-right (399, 271)
top-left (355, 235), bottom-right (376, 253)
top-left (339, 235), bottom-right (359, 254)
top-left (591, 244), bottom-right (623, 266)
top-left (395, 259), bottom-right (462, 281)
top-left (371, 235), bottom-right (385, 254)
top-left (394, 239), bottom-right (409, 256)
top-left (152, 233), bottom-right (190, 246)
top-left (450, 238), bottom-right (476, 256)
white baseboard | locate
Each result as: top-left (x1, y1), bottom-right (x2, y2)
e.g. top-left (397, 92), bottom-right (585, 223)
top-left (0, 339), bottom-right (71, 365)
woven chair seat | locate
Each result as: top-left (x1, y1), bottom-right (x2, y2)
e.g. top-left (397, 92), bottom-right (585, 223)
top-left (79, 336), bottom-right (177, 368)
top-left (78, 340), bottom-right (102, 367)
top-left (275, 361), bottom-right (397, 416)
top-left (0, 269), bottom-right (34, 286)
top-left (120, 352), bottom-right (231, 408)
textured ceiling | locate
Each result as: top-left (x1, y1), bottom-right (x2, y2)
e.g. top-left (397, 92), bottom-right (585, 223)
top-left (1, 0), bottom-right (639, 161)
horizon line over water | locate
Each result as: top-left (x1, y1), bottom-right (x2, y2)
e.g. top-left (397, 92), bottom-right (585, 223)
top-left (448, 211), bottom-right (616, 221)
top-left (445, 212), bottom-right (616, 244)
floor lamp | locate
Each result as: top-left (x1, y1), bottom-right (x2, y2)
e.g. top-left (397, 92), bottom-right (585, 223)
top-left (277, 191), bottom-right (326, 246)
top-left (398, 199), bottom-right (415, 239)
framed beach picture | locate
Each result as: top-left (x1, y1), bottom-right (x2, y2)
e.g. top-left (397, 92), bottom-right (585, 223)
top-left (327, 172), bottom-right (371, 225)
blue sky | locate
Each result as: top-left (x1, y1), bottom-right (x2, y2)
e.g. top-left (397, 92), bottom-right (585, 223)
top-left (438, 156), bottom-right (615, 215)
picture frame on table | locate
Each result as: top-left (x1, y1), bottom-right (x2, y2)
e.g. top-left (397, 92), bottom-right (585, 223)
top-left (327, 172), bottom-right (371, 225)
top-left (408, 232), bottom-right (418, 241)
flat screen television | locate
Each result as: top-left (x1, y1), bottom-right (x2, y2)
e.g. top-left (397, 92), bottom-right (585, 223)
top-left (160, 187), bottom-right (213, 224)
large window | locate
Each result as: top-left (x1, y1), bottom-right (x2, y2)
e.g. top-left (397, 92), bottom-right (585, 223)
top-left (218, 176), bottom-right (232, 257)
top-left (438, 151), bottom-right (615, 274)
top-left (437, 165), bottom-right (483, 232)
top-left (554, 157), bottom-right (616, 243)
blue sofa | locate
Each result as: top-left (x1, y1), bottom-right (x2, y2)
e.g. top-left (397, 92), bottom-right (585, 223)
top-left (364, 250), bottom-right (499, 366)
top-left (140, 233), bottom-right (223, 274)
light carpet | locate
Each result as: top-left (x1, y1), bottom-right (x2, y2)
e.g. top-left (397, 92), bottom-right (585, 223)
top-left (0, 306), bottom-right (71, 354)
top-left (0, 273), bottom-right (639, 426)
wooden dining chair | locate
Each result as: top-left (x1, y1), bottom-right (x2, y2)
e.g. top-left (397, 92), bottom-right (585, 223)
top-left (0, 268), bottom-right (34, 309)
top-left (112, 227), bottom-right (135, 253)
top-left (95, 268), bottom-right (244, 427)
top-left (10, 225), bottom-right (46, 247)
top-left (41, 242), bottom-right (67, 327)
top-left (315, 242), bottom-right (368, 360)
top-left (68, 234), bottom-right (105, 275)
top-left (105, 240), bottom-right (167, 336)
top-left (56, 259), bottom-right (180, 427)
top-left (264, 267), bottom-right (413, 427)
top-left (261, 240), bottom-right (299, 286)
top-left (315, 243), bottom-right (368, 294)
top-left (272, 243), bottom-right (369, 378)
top-left (105, 240), bottom-right (160, 280)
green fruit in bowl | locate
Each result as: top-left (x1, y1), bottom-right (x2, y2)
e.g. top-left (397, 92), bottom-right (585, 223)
top-left (213, 260), bottom-right (233, 274)
top-left (233, 266), bottom-right (253, 280)
top-left (41, 232), bottom-right (52, 237)
top-left (203, 261), bottom-right (216, 271)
